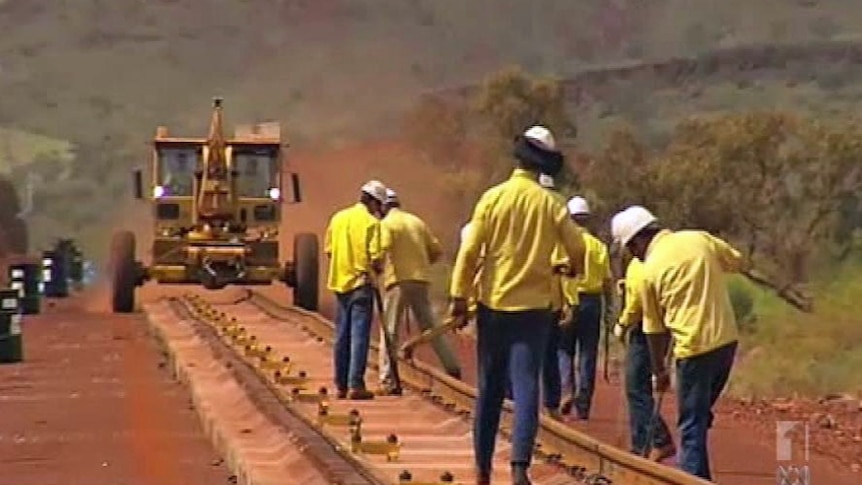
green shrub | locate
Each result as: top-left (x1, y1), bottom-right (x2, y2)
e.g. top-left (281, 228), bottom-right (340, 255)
top-left (727, 277), bottom-right (756, 333)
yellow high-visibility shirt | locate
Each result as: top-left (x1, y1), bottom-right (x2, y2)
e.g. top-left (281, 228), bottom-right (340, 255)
top-left (381, 207), bottom-right (442, 288)
top-left (578, 232), bottom-right (611, 294)
top-left (640, 229), bottom-right (746, 359)
top-left (617, 257), bottom-right (645, 328)
top-left (324, 203), bottom-right (389, 294)
top-left (549, 243), bottom-right (569, 311)
top-left (561, 232), bottom-right (609, 303)
top-left (450, 168), bottom-right (586, 312)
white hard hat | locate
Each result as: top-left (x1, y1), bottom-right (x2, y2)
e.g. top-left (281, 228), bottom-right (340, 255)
top-left (523, 125), bottom-right (558, 152)
top-left (361, 180), bottom-right (387, 203)
top-left (460, 222), bottom-right (472, 244)
top-left (567, 196), bottom-right (590, 215)
top-left (538, 174), bottom-right (555, 188)
top-left (611, 205), bottom-right (658, 246)
top-left (385, 188), bottom-right (398, 204)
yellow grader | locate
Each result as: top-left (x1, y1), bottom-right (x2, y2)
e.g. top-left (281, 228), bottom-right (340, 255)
top-left (109, 98), bottom-right (319, 313)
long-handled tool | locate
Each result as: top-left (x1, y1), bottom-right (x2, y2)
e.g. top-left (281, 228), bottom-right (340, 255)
top-left (642, 339), bottom-right (674, 459)
top-left (742, 268), bottom-right (812, 312)
top-left (399, 314), bottom-right (463, 360)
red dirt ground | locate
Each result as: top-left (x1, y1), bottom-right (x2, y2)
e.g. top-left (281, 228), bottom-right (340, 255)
top-left (0, 296), bottom-right (228, 485)
top-left (406, 332), bottom-right (861, 485)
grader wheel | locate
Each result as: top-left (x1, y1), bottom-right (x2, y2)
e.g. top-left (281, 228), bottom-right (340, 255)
top-left (292, 232), bottom-right (319, 311)
top-left (110, 230), bottom-right (136, 313)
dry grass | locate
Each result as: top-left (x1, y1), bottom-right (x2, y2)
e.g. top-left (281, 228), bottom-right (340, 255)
top-left (729, 246), bottom-right (862, 398)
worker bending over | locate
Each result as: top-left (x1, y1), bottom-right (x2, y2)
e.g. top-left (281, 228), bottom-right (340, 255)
top-left (611, 205), bottom-right (746, 481)
top-left (324, 180), bottom-right (390, 401)
top-left (449, 126), bottom-right (585, 485)
top-left (613, 255), bottom-right (675, 460)
top-left (559, 196), bottom-right (613, 420)
top-left (378, 188), bottom-right (461, 395)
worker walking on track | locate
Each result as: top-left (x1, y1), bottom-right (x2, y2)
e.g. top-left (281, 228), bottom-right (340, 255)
top-left (612, 255), bottom-right (676, 461)
top-left (611, 205), bottom-right (746, 481)
top-left (324, 180), bottom-right (390, 401)
top-left (449, 125), bottom-right (585, 485)
top-left (377, 188), bottom-right (461, 395)
top-left (559, 196), bottom-right (613, 420)
top-left (536, 173), bottom-right (571, 421)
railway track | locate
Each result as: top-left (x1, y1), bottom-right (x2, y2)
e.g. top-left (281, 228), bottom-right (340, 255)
top-left (143, 288), bottom-right (710, 485)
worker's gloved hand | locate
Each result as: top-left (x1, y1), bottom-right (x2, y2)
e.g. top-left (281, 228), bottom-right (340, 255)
top-left (612, 323), bottom-right (627, 342)
top-left (449, 297), bottom-right (469, 328)
top-left (652, 370), bottom-right (670, 393)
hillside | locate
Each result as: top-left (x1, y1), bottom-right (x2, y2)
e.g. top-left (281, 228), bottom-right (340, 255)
top-left (2, 0), bottom-right (862, 255)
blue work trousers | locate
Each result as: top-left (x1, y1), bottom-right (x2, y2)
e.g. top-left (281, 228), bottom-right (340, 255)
top-left (333, 284), bottom-right (374, 391)
top-left (474, 304), bottom-right (552, 475)
top-left (558, 293), bottom-right (601, 417)
top-left (542, 313), bottom-right (562, 410)
top-left (675, 341), bottom-right (737, 480)
top-left (625, 326), bottom-right (673, 454)
top-left (507, 312), bottom-right (561, 409)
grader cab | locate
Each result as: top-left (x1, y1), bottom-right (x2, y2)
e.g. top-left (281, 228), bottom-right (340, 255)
top-left (109, 98), bottom-right (319, 313)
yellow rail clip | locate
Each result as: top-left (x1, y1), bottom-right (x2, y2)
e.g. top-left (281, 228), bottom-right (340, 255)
top-left (275, 369), bottom-right (308, 386)
top-left (349, 419), bottom-right (400, 461)
top-left (398, 471), bottom-right (458, 484)
top-left (316, 403), bottom-right (360, 427)
top-left (288, 386), bottom-right (328, 404)
top-left (259, 355), bottom-right (290, 372)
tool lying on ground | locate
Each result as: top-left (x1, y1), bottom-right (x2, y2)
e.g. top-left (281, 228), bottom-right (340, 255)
top-left (399, 314), bottom-right (463, 360)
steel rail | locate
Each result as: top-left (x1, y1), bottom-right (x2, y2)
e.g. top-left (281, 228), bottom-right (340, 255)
top-left (245, 290), bottom-right (711, 485)
top-left (162, 295), bottom-right (391, 485)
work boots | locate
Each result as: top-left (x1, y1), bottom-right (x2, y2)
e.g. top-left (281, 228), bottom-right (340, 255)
top-left (512, 462), bottom-right (531, 485)
top-left (474, 469), bottom-right (490, 485)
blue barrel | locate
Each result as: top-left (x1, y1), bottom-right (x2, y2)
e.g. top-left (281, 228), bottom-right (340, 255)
top-left (0, 288), bottom-right (23, 363)
top-left (42, 250), bottom-right (69, 298)
top-left (8, 262), bottom-right (40, 315)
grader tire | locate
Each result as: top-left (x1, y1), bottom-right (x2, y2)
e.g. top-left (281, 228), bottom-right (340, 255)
top-left (110, 230), bottom-right (136, 313)
top-left (293, 233), bottom-right (319, 312)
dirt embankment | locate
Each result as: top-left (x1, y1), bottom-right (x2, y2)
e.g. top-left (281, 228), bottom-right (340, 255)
top-left (439, 38), bottom-right (862, 107)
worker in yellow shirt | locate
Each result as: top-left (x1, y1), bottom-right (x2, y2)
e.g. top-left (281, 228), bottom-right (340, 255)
top-left (449, 126), bottom-right (585, 485)
top-left (558, 196), bottom-right (613, 420)
top-left (378, 188), bottom-right (461, 395)
top-left (324, 180), bottom-right (390, 401)
top-left (611, 205), bottom-right (747, 481)
top-left (536, 173), bottom-right (571, 421)
top-left (612, 255), bottom-right (675, 461)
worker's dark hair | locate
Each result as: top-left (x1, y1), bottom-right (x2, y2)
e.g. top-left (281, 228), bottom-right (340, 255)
top-left (634, 223), bottom-right (662, 242)
top-left (360, 191), bottom-right (378, 205)
top-left (386, 200), bottom-right (401, 208)
top-left (513, 135), bottom-right (564, 176)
